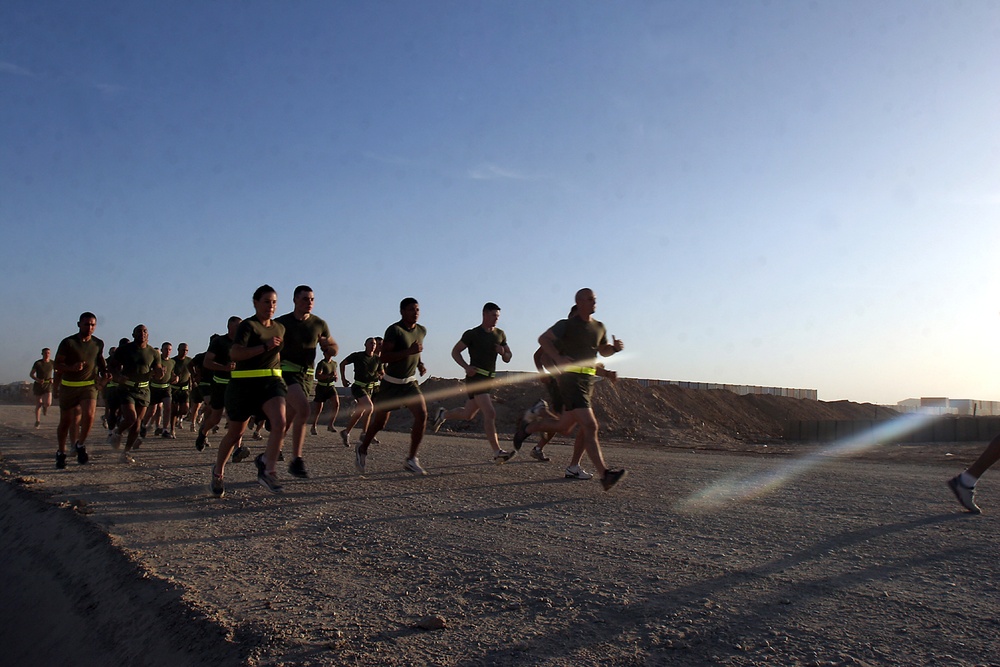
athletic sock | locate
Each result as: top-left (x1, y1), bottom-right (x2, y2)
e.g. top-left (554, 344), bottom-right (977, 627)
top-left (959, 471), bottom-right (978, 488)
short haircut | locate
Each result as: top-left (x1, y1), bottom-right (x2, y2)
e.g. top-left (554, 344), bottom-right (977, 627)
top-left (42, 347), bottom-right (50, 353)
top-left (161, 342), bottom-right (171, 349)
top-left (227, 315), bottom-right (242, 325)
top-left (365, 337), bottom-right (376, 345)
top-left (294, 285), bottom-right (312, 298)
top-left (483, 302), bottom-right (500, 312)
top-left (253, 284), bottom-right (277, 301)
top-left (79, 312), bottom-right (97, 323)
top-left (399, 297), bottom-right (418, 311)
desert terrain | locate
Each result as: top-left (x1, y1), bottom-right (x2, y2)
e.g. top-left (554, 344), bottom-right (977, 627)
top-left (1, 380), bottom-right (998, 666)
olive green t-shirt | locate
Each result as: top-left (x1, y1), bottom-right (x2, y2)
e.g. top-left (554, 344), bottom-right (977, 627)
top-left (275, 313), bottom-right (331, 368)
top-left (382, 321), bottom-right (425, 380)
top-left (56, 334), bottom-right (106, 383)
top-left (207, 334), bottom-right (235, 381)
top-left (172, 356), bottom-right (193, 385)
top-left (315, 359), bottom-right (337, 383)
top-left (550, 316), bottom-right (608, 367)
top-left (114, 342), bottom-right (162, 382)
top-left (343, 351), bottom-right (381, 385)
top-left (233, 317), bottom-right (285, 371)
top-left (461, 326), bottom-right (507, 374)
top-left (31, 359), bottom-right (54, 383)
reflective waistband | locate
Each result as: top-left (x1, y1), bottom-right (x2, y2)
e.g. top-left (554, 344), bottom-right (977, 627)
top-left (124, 380), bottom-right (150, 388)
top-left (280, 361), bottom-right (315, 375)
top-left (317, 381), bottom-right (336, 387)
top-left (62, 379), bottom-right (95, 388)
top-left (381, 374), bottom-right (417, 385)
top-left (213, 377), bottom-right (230, 385)
top-left (474, 368), bottom-right (496, 378)
top-left (231, 369), bottom-right (284, 379)
top-left (151, 382), bottom-right (170, 389)
top-left (352, 380), bottom-right (377, 390)
top-left (566, 366), bottom-right (597, 376)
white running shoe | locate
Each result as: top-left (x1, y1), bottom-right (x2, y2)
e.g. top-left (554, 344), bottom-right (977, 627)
top-left (431, 406), bottom-right (446, 432)
top-left (404, 457), bottom-right (427, 475)
top-left (523, 399), bottom-right (549, 423)
top-left (564, 465), bottom-right (593, 480)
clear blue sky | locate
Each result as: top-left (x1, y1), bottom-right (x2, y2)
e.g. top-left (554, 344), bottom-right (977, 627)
top-left (2, 1), bottom-right (999, 405)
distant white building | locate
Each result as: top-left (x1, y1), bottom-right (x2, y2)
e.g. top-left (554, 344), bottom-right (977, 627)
top-left (896, 397), bottom-right (1000, 416)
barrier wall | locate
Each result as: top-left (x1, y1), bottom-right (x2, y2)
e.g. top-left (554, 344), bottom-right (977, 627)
top-left (784, 416), bottom-right (1000, 443)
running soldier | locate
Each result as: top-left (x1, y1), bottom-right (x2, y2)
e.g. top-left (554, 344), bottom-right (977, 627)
top-left (275, 285), bottom-right (338, 479)
top-left (169, 343), bottom-right (192, 436)
top-left (187, 347), bottom-right (211, 431)
top-left (30, 347), bottom-right (54, 428)
top-left (110, 325), bottom-right (164, 464)
top-left (513, 288), bottom-right (627, 490)
top-left (431, 302), bottom-right (514, 463)
top-left (196, 318), bottom-right (241, 452)
top-left (53, 312), bottom-right (107, 468)
top-left (309, 347), bottom-right (340, 436)
top-left (339, 337), bottom-right (383, 448)
top-left (211, 285), bottom-right (287, 496)
top-left (141, 342), bottom-right (174, 438)
top-left (355, 298), bottom-right (428, 475)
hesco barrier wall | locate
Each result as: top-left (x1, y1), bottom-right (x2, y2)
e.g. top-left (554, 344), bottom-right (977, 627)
top-left (785, 416), bottom-right (1000, 443)
top-left (629, 379), bottom-right (818, 400)
top-left (493, 373), bottom-right (819, 400)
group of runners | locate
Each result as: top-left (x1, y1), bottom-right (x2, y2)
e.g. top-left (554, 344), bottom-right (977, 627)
top-left (36, 286), bottom-right (628, 497)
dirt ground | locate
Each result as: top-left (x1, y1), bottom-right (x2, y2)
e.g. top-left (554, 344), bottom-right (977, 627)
top-left (2, 386), bottom-right (999, 666)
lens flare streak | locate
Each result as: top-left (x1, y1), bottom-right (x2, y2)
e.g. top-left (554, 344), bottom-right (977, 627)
top-left (677, 411), bottom-right (939, 512)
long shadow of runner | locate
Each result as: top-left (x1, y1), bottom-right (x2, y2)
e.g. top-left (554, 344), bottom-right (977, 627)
top-left (467, 513), bottom-right (969, 666)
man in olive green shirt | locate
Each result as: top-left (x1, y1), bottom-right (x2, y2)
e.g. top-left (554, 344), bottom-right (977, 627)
top-left (141, 342), bottom-right (175, 439)
top-left (514, 288), bottom-right (627, 491)
top-left (53, 312), bottom-right (108, 469)
top-left (275, 285), bottom-right (337, 479)
top-left (355, 298), bottom-right (428, 475)
top-left (110, 325), bottom-right (164, 463)
top-left (432, 302), bottom-right (514, 463)
top-left (310, 347), bottom-right (340, 436)
top-left (30, 347), bottom-right (54, 428)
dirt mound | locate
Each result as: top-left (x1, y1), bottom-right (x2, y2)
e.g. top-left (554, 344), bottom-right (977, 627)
top-left (412, 377), bottom-right (894, 445)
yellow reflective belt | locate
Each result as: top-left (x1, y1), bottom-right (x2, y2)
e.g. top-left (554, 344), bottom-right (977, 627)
top-left (125, 380), bottom-right (150, 388)
top-left (280, 361), bottom-right (314, 375)
top-left (151, 382), bottom-right (170, 389)
top-left (213, 377), bottom-right (230, 385)
top-left (352, 381), bottom-right (376, 390)
top-left (231, 369), bottom-right (283, 379)
top-left (62, 379), bottom-right (95, 387)
top-left (317, 381), bottom-right (335, 387)
top-left (474, 368), bottom-right (496, 378)
top-left (566, 366), bottom-right (597, 375)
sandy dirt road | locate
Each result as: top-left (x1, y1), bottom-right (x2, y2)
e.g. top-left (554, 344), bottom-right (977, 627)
top-left (1, 405), bottom-right (998, 666)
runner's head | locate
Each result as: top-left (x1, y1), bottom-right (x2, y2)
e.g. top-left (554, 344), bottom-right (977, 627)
top-left (77, 312), bottom-right (97, 337)
top-left (227, 316), bottom-right (242, 337)
top-left (482, 302), bottom-right (501, 328)
top-left (399, 297), bottom-right (419, 326)
top-left (252, 285), bottom-right (278, 321)
top-left (161, 342), bottom-right (172, 357)
top-left (132, 324), bottom-right (149, 346)
top-left (574, 288), bottom-right (596, 317)
top-left (293, 285), bottom-right (314, 316)
top-left (364, 337), bottom-right (376, 354)
top-left (41, 347), bottom-right (51, 360)
top-left (177, 343), bottom-right (188, 357)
